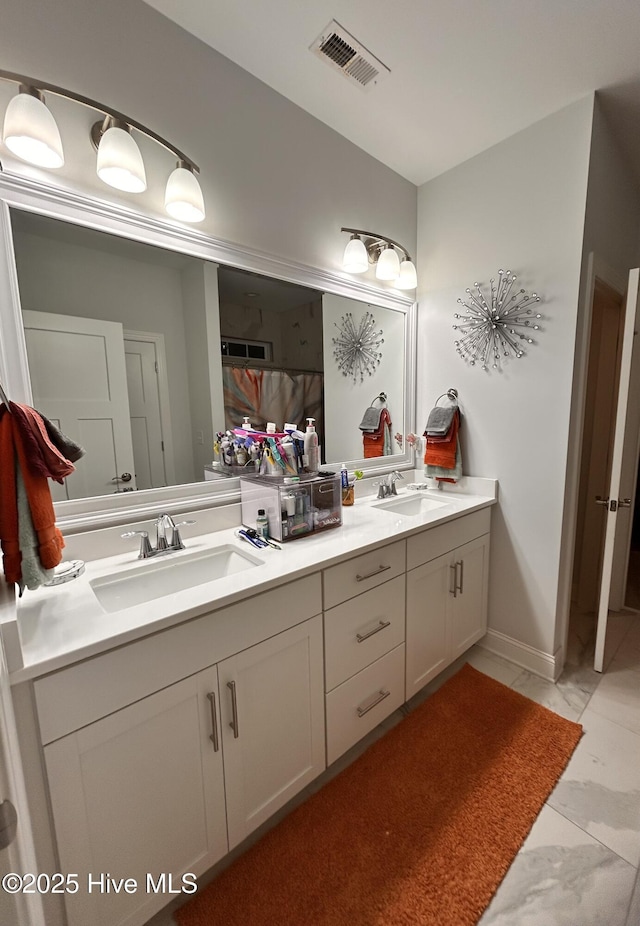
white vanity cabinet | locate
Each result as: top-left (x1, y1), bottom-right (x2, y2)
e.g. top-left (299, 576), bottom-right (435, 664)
top-left (34, 576), bottom-right (325, 926)
top-left (43, 666), bottom-right (228, 926)
top-left (322, 541), bottom-right (407, 765)
top-left (218, 615), bottom-right (325, 849)
top-left (405, 509), bottom-right (491, 699)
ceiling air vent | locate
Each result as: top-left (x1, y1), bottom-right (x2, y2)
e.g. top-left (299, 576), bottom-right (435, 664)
top-left (310, 20), bottom-right (390, 90)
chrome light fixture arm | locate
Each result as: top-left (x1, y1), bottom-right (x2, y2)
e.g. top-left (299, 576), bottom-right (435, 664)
top-left (0, 68), bottom-right (199, 173)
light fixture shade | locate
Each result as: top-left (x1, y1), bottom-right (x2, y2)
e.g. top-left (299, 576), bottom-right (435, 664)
top-left (376, 244), bottom-right (400, 281)
top-left (3, 90), bottom-right (64, 168)
top-left (397, 258), bottom-right (418, 290)
top-left (96, 125), bottom-right (146, 193)
top-left (342, 235), bottom-right (368, 274)
top-left (165, 165), bottom-right (205, 222)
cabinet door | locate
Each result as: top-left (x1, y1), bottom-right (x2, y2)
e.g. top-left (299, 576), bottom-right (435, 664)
top-left (44, 667), bottom-right (227, 926)
top-left (405, 552), bottom-right (452, 700)
top-left (220, 614), bottom-right (325, 849)
top-left (450, 533), bottom-right (490, 661)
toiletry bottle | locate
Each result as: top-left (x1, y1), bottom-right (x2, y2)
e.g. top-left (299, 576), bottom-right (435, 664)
top-left (256, 508), bottom-right (269, 539)
top-left (340, 463), bottom-right (353, 505)
top-left (304, 417), bottom-right (319, 475)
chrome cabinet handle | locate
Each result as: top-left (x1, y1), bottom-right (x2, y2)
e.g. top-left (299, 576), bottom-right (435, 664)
top-left (356, 564), bottom-right (391, 582)
top-left (456, 559), bottom-right (464, 595)
top-left (206, 691), bottom-right (219, 752)
top-left (227, 681), bottom-right (239, 738)
top-left (356, 619), bottom-right (391, 643)
top-left (450, 563), bottom-right (457, 597)
top-left (356, 688), bottom-right (391, 718)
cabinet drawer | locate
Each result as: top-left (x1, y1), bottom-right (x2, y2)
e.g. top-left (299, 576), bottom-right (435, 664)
top-left (324, 575), bottom-right (405, 691)
top-left (325, 644), bottom-right (405, 765)
top-left (323, 540), bottom-right (405, 609)
top-left (407, 508), bottom-right (491, 571)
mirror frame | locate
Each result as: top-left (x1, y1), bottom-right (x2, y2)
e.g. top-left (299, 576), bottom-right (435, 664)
top-left (0, 171), bottom-right (416, 532)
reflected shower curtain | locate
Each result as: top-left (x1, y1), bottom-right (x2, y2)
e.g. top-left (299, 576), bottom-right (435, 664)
top-left (223, 366), bottom-right (324, 446)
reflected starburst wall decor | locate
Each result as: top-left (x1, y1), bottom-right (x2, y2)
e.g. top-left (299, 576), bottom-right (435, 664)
top-left (332, 310), bottom-right (384, 383)
top-left (453, 269), bottom-right (542, 370)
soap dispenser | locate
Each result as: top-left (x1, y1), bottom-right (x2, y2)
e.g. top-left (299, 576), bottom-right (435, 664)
top-left (304, 418), bottom-right (319, 475)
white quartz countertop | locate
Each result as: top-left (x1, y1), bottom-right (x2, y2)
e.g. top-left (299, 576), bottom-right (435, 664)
top-left (7, 480), bottom-right (497, 683)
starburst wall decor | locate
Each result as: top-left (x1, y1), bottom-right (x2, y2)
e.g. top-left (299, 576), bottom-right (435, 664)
top-left (453, 269), bottom-right (542, 370)
top-left (332, 310), bottom-right (384, 383)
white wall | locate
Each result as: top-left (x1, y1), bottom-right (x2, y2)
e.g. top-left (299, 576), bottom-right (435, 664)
top-left (416, 97), bottom-right (595, 667)
top-left (0, 0), bottom-right (416, 281)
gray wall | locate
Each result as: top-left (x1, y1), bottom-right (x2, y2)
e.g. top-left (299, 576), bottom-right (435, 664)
top-left (0, 0), bottom-right (416, 277)
top-left (416, 97), bottom-right (596, 669)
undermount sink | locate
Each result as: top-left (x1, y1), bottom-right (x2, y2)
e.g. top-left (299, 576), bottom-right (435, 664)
top-left (90, 544), bottom-right (263, 613)
top-left (372, 493), bottom-right (450, 517)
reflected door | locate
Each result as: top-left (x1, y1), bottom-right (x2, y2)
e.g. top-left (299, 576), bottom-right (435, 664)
top-left (22, 310), bottom-right (136, 499)
top-left (124, 337), bottom-right (167, 490)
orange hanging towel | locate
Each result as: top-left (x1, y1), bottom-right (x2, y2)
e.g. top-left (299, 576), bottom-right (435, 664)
top-left (424, 409), bottom-right (460, 470)
top-left (0, 410), bottom-right (64, 587)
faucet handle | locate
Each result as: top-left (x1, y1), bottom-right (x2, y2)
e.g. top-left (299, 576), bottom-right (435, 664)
top-left (170, 519), bottom-right (196, 550)
top-left (121, 530), bottom-right (153, 559)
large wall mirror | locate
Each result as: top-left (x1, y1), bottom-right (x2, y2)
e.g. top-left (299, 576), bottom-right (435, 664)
top-left (0, 175), bottom-right (416, 530)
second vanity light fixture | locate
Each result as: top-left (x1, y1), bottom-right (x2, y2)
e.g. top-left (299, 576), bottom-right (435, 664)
top-left (341, 226), bottom-right (417, 291)
top-left (0, 70), bottom-right (205, 223)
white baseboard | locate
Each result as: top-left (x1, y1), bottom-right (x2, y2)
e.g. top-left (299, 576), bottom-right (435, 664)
top-left (478, 628), bottom-right (563, 682)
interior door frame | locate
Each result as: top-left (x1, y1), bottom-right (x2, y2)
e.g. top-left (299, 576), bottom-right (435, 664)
top-left (123, 329), bottom-right (176, 487)
top-left (559, 252), bottom-right (627, 671)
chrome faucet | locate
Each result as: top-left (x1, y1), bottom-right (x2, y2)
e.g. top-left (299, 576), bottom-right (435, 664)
top-left (374, 470), bottom-right (404, 499)
top-left (122, 514), bottom-right (196, 559)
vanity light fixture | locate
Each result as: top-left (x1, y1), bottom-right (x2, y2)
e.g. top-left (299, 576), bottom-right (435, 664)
top-left (0, 70), bottom-right (205, 222)
top-left (340, 227), bottom-right (417, 290)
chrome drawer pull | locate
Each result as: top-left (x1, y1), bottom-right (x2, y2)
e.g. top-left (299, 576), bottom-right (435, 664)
top-left (450, 563), bottom-right (457, 597)
top-left (456, 559), bottom-right (464, 595)
top-left (356, 619), bottom-right (391, 643)
top-left (206, 691), bottom-right (219, 752)
top-left (356, 688), bottom-right (391, 718)
top-left (356, 564), bottom-right (391, 582)
top-left (227, 680), bottom-right (239, 739)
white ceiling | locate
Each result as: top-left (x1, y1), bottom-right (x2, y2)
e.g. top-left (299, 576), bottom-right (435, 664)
top-left (143, 0), bottom-right (640, 186)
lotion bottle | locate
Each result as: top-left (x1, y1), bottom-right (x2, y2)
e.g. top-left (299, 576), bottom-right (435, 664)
top-left (304, 417), bottom-right (319, 475)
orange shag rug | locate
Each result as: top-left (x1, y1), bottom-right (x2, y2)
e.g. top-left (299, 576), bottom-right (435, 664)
top-left (176, 664), bottom-right (582, 926)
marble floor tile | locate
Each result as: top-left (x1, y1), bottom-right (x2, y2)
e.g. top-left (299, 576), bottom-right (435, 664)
top-left (587, 660), bottom-right (640, 735)
top-left (547, 708), bottom-right (640, 866)
top-left (510, 670), bottom-right (585, 722)
top-left (464, 645), bottom-right (525, 687)
top-left (478, 805), bottom-right (637, 926)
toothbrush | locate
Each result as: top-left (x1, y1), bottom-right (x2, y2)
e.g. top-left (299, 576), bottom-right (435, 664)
top-left (236, 529), bottom-right (266, 549)
top-left (244, 527), bottom-right (281, 550)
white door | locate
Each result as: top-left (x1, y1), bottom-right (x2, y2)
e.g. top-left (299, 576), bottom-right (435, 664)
top-left (22, 311), bottom-right (136, 499)
top-left (123, 337), bottom-right (167, 489)
top-left (594, 268), bottom-right (640, 671)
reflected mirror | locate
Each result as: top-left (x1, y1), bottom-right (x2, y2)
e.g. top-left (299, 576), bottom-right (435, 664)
top-left (9, 208), bottom-right (408, 505)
